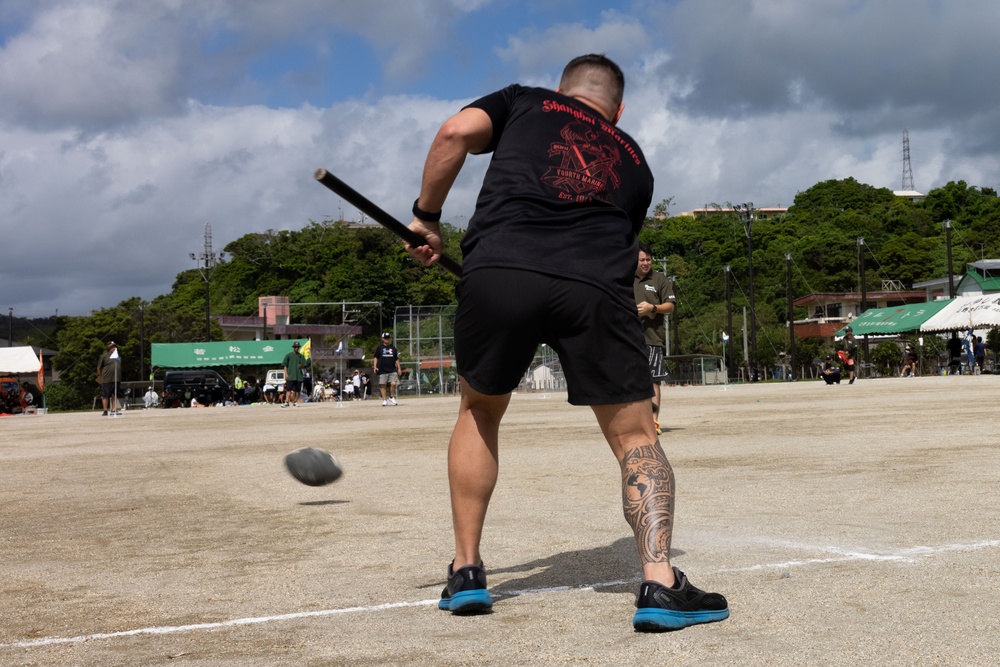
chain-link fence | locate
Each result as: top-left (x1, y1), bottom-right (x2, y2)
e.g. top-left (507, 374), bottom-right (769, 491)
top-left (393, 305), bottom-right (457, 396)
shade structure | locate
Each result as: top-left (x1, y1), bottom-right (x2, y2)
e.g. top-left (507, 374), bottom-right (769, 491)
top-left (151, 339), bottom-right (308, 368)
top-left (0, 346), bottom-right (42, 373)
top-left (919, 294), bottom-right (1000, 332)
top-left (834, 300), bottom-right (953, 337)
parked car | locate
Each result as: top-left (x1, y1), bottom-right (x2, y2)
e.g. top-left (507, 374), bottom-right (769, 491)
top-left (162, 370), bottom-right (229, 407)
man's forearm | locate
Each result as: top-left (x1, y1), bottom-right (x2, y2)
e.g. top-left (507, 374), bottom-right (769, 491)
top-left (417, 108), bottom-right (492, 212)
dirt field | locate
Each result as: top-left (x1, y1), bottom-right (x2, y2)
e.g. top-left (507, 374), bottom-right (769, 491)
top-left (2, 376), bottom-right (999, 666)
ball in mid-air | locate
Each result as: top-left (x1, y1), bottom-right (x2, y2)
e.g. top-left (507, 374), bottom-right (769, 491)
top-left (284, 447), bottom-right (343, 486)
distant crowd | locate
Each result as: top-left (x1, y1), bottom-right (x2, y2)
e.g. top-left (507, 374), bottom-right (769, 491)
top-left (154, 368), bottom-right (373, 409)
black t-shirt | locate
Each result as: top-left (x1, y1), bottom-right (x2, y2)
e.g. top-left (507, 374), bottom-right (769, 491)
top-left (462, 85), bottom-right (654, 312)
top-left (374, 344), bottom-right (399, 374)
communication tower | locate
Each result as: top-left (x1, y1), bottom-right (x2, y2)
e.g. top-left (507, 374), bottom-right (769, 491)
top-left (901, 128), bottom-right (914, 191)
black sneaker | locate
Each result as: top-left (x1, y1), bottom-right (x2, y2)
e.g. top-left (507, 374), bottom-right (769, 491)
top-left (438, 563), bottom-right (492, 614)
top-left (633, 567), bottom-right (729, 631)
top-left (101, 411), bottom-right (108, 416)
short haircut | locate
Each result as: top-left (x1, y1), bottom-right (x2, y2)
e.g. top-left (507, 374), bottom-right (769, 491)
top-left (638, 242), bottom-right (653, 256)
top-left (559, 54), bottom-right (625, 109)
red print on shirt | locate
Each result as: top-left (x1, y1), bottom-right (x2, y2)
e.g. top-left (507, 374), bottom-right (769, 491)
top-left (542, 121), bottom-right (622, 200)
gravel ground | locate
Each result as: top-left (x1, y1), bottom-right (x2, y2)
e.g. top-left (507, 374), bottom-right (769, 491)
top-left (2, 375), bottom-right (998, 666)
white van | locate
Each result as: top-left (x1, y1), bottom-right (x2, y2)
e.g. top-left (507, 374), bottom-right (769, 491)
top-left (265, 369), bottom-right (286, 387)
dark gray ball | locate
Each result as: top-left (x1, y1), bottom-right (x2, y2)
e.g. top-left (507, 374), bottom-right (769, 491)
top-left (284, 447), bottom-right (343, 486)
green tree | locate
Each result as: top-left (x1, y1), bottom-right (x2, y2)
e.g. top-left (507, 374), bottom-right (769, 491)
top-left (41, 173), bottom-right (1000, 400)
top-left (870, 341), bottom-right (903, 376)
top-left (52, 299), bottom-right (145, 410)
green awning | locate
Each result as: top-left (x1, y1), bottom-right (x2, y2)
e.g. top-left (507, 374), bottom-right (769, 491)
top-left (151, 339), bottom-right (308, 368)
top-left (834, 300), bottom-right (953, 337)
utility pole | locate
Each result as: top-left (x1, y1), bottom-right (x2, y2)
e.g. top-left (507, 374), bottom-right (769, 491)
top-left (725, 266), bottom-right (734, 379)
top-left (190, 223), bottom-right (224, 342)
top-left (7, 307), bottom-right (11, 346)
top-left (670, 275), bottom-right (680, 356)
top-left (945, 220), bottom-right (955, 298)
top-left (139, 302), bottom-right (145, 382)
top-left (859, 238), bottom-right (869, 378)
top-left (734, 203), bottom-right (758, 380)
top-left (786, 254), bottom-right (796, 381)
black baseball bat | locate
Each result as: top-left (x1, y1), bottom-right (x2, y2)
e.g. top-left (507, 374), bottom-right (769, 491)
top-left (313, 168), bottom-right (462, 278)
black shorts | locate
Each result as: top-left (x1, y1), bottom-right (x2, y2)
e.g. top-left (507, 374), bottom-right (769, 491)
top-left (285, 380), bottom-right (302, 393)
top-left (100, 382), bottom-right (118, 398)
top-left (455, 268), bottom-right (653, 406)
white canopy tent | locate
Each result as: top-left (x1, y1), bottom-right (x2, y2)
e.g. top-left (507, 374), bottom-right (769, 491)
top-left (920, 294), bottom-right (1000, 333)
top-left (0, 346), bottom-right (41, 373)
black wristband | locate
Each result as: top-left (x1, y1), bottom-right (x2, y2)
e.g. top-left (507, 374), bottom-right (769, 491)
top-left (412, 199), bottom-right (442, 223)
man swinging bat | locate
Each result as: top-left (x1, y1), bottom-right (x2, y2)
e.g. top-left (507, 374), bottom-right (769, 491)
top-left (403, 54), bottom-right (728, 631)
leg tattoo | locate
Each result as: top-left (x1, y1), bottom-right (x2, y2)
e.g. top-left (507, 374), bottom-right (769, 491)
top-left (621, 442), bottom-right (675, 564)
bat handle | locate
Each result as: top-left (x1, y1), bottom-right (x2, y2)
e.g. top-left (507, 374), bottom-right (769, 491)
top-left (314, 168), bottom-right (462, 278)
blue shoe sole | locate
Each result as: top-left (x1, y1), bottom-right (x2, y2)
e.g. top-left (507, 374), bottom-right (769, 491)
top-left (632, 607), bottom-right (729, 631)
top-left (438, 589), bottom-right (493, 613)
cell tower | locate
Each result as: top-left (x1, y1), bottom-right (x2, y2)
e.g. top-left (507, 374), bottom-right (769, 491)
top-left (901, 128), bottom-right (914, 191)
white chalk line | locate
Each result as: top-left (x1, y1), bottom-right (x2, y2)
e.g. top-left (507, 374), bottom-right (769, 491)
top-left (3, 600), bottom-right (439, 649)
top-left (4, 538), bottom-right (997, 650)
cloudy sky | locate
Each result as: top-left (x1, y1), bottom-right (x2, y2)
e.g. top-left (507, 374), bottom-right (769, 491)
top-left (3, 0), bottom-right (999, 317)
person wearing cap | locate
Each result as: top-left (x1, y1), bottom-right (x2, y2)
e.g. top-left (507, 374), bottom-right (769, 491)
top-left (900, 347), bottom-right (918, 378)
top-left (373, 332), bottom-right (401, 406)
top-left (281, 341), bottom-right (307, 407)
top-left (843, 327), bottom-right (858, 384)
top-left (821, 355), bottom-right (842, 385)
top-left (96, 340), bottom-right (122, 416)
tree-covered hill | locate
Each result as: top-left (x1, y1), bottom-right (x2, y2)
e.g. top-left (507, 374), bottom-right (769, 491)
top-left (41, 178), bottom-right (1000, 408)
top-left (639, 178), bottom-right (1000, 366)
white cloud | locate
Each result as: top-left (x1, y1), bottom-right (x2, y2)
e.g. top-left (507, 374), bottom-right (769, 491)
top-left (0, 93), bottom-right (487, 317)
top-left (496, 9), bottom-right (651, 76)
top-left (4, 0), bottom-right (1000, 318)
top-left (0, 2), bottom-right (194, 130)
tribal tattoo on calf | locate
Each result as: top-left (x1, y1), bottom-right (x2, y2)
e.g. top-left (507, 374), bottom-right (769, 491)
top-left (621, 442), bottom-right (675, 564)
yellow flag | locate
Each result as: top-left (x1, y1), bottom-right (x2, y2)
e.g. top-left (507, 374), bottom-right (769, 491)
top-left (300, 339), bottom-right (311, 359)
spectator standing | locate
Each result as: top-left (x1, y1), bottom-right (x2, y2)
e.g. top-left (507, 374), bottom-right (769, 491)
top-left (303, 369), bottom-right (313, 400)
top-left (633, 242), bottom-right (675, 435)
top-left (843, 327), bottom-right (858, 384)
top-left (233, 373), bottom-right (244, 404)
top-left (282, 341), bottom-right (307, 407)
top-left (900, 348), bottom-right (918, 378)
top-left (351, 370), bottom-right (363, 400)
top-left (947, 333), bottom-right (963, 375)
top-left (373, 332), bottom-right (402, 406)
top-left (974, 336), bottom-right (986, 374)
top-left (97, 341), bottom-right (122, 416)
